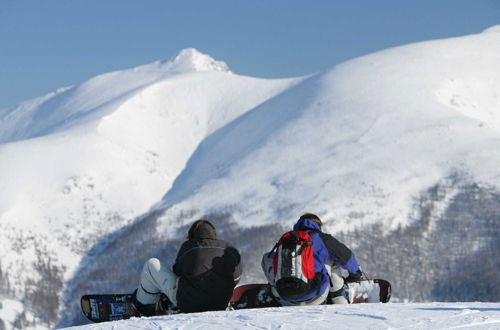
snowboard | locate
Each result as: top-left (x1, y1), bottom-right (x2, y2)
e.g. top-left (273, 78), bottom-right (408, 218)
top-left (81, 279), bottom-right (392, 322)
top-left (81, 293), bottom-right (177, 323)
top-left (228, 278), bottom-right (391, 310)
top-left (81, 293), bottom-right (139, 323)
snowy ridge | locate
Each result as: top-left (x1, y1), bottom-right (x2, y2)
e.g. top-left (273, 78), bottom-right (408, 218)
top-left (0, 50), bottom-right (300, 234)
top-left (158, 48), bottom-right (231, 73)
top-left (0, 49), bottom-right (301, 329)
top-left (155, 26), bottom-right (500, 233)
top-left (482, 24), bottom-right (500, 33)
top-left (0, 48), bottom-right (230, 145)
top-left (67, 303), bottom-right (500, 330)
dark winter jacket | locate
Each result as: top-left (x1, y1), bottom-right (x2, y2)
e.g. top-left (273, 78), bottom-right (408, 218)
top-left (282, 218), bottom-right (360, 302)
top-left (173, 222), bottom-right (241, 313)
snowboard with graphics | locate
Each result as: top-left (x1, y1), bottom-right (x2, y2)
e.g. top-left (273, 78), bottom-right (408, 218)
top-left (81, 293), bottom-right (177, 323)
top-left (80, 293), bottom-right (139, 322)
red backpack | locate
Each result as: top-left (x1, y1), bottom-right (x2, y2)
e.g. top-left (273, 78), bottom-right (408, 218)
top-left (271, 231), bottom-right (320, 299)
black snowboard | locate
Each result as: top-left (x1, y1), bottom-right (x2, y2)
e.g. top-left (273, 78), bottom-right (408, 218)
top-left (81, 293), bottom-right (139, 322)
top-left (81, 293), bottom-right (177, 323)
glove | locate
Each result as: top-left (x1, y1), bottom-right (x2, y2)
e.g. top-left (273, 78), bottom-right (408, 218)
top-left (345, 270), bottom-right (362, 282)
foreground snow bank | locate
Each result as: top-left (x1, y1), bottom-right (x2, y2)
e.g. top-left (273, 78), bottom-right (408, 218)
top-left (67, 302), bottom-right (500, 330)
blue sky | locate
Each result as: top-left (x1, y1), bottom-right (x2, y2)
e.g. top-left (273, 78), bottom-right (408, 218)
top-left (0, 0), bottom-right (499, 109)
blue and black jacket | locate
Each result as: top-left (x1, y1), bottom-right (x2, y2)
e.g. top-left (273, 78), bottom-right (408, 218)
top-left (284, 218), bottom-right (360, 302)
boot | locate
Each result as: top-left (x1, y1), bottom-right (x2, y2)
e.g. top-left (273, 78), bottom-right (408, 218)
top-left (131, 289), bottom-right (157, 316)
top-left (156, 293), bottom-right (179, 314)
top-left (326, 287), bottom-right (349, 304)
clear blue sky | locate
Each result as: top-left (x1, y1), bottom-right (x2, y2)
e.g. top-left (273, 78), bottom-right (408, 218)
top-left (1, 0), bottom-right (499, 109)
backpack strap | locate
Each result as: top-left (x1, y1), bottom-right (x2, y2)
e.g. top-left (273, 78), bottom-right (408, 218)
top-left (269, 229), bottom-right (319, 257)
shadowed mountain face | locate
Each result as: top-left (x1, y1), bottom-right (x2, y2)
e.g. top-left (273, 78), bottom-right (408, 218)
top-left (2, 27), bottom-right (500, 329)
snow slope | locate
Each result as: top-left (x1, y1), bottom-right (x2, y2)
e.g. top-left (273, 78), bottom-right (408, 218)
top-left (0, 48), bottom-right (301, 327)
top-left (155, 26), bottom-right (500, 234)
top-left (67, 303), bottom-right (500, 330)
top-left (0, 48), bottom-right (300, 235)
top-left (0, 48), bottom-right (301, 282)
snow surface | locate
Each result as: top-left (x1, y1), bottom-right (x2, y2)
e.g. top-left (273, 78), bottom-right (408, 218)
top-left (67, 303), bottom-right (500, 330)
top-left (0, 298), bottom-right (23, 328)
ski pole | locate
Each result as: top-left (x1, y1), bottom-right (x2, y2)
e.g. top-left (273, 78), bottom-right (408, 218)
top-left (360, 267), bottom-right (371, 281)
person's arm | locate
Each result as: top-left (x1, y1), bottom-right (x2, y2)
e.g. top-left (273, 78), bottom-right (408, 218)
top-left (172, 241), bottom-right (190, 276)
top-left (319, 232), bottom-right (361, 277)
top-left (231, 247), bottom-right (242, 284)
top-left (222, 245), bottom-right (242, 284)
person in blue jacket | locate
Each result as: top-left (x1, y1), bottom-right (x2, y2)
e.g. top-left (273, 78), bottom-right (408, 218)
top-left (261, 213), bottom-right (362, 305)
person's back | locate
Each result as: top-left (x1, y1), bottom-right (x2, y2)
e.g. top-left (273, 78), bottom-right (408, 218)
top-left (133, 219), bottom-right (241, 314)
top-left (261, 213), bottom-right (362, 305)
top-left (173, 220), bottom-right (241, 312)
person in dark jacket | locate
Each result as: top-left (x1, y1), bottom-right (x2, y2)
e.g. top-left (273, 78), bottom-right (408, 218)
top-left (133, 219), bottom-right (242, 314)
top-left (261, 213), bottom-right (362, 305)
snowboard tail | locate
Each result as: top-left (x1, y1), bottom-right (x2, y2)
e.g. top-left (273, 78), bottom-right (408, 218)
top-left (347, 278), bottom-right (391, 303)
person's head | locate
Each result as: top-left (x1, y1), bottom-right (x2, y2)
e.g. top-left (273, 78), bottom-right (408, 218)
top-left (298, 213), bottom-right (322, 228)
top-left (187, 219), bottom-right (217, 240)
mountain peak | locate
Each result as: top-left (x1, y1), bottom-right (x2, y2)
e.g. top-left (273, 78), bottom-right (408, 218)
top-left (161, 48), bottom-right (231, 73)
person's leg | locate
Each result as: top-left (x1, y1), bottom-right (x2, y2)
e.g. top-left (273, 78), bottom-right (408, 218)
top-left (293, 286), bottom-right (330, 306)
top-left (276, 283), bottom-right (329, 307)
top-left (329, 271), bottom-right (349, 304)
top-left (136, 258), bottom-right (179, 307)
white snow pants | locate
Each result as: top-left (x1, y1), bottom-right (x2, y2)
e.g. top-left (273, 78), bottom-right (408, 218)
top-left (136, 258), bottom-right (179, 306)
top-left (327, 265), bottom-right (349, 304)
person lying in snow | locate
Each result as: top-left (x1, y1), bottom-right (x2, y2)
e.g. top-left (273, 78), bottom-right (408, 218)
top-left (133, 219), bottom-right (242, 314)
top-left (261, 213), bottom-right (362, 305)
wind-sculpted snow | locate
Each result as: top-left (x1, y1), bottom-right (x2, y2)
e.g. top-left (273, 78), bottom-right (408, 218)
top-left (67, 303), bottom-right (500, 330)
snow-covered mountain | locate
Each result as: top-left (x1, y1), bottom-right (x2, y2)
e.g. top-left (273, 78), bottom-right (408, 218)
top-left (1, 26), bottom-right (500, 329)
top-left (157, 26), bottom-right (500, 231)
top-left (0, 48), bottom-right (302, 328)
